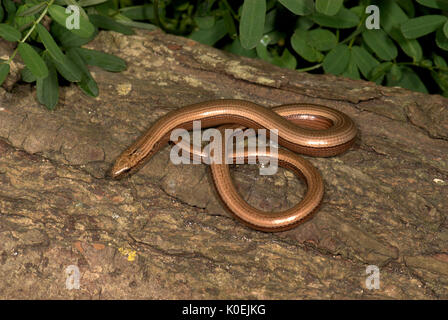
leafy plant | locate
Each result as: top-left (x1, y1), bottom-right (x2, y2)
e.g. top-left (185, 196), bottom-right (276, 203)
top-left (0, 0), bottom-right (149, 109)
top-left (148, 0), bottom-right (448, 96)
top-left (1, 0), bottom-right (447, 111)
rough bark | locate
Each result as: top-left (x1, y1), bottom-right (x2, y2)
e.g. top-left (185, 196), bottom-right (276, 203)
top-left (0, 29), bottom-right (447, 299)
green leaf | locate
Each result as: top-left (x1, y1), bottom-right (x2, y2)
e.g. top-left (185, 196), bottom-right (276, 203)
top-left (190, 18), bottom-right (227, 46)
top-left (51, 54), bottom-right (82, 82)
top-left (37, 53), bottom-right (59, 110)
top-left (389, 28), bottom-right (422, 62)
top-left (322, 44), bottom-right (350, 75)
top-left (66, 48), bottom-right (99, 97)
top-left (350, 5), bottom-right (364, 19)
top-left (387, 64), bottom-right (403, 84)
top-left (0, 23), bottom-right (21, 41)
top-left (295, 16), bottom-right (314, 31)
top-left (362, 29), bottom-right (397, 61)
top-left (278, 0), bottom-right (314, 15)
top-left (351, 45), bottom-right (379, 78)
top-left (50, 20), bottom-right (97, 48)
top-left (264, 9), bottom-right (276, 34)
top-left (396, 0), bottom-right (415, 17)
top-left (240, 0), bottom-right (266, 49)
top-left (370, 62), bottom-right (393, 81)
top-left (36, 24), bottom-right (65, 63)
top-left (17, 2), bottom-right (46, 17)
top-left (75, 47), bottom-right (126, 72)
top-left (401, 15), bottom-right (447, 39)
top-left (444, 21), bottom-right (448, 38)
top-left (306, 28), bottom-right (337, 51)
top-left (310, 8), bottom-right (359, 29)
top-left (416, 0), bottom-right (448, 10)
top-left (256, 41), bottom-right (272, 62)
top-left (291, 30), bottom-right (323, 62)
top-left (48, 4), bottom-right (95, 38)
top-left (77, 0), bottom-right (109, 6)
top-left (223, 9), bottom-right (237, 39)
top-left (115, 19), bottom-right (158, 31)
top-left (342, 51), bottom-right (360, 80)
top-left (271, 48), bottom-right (297, 70)
top-left (195, 16), bottom-right (215, 29)
top-left (315, 0), bottom-right (343, 16)
top-left (0, 63), bottom-right (10, 86)
top-left (17, 42), bottom-right (48, 79)
top-left (436, 28), bottom-right (448, 51)
top-left (21, 66), bottom-right (36, 83)
top-left (434, 55), bottom-right (447, 69)
top-left (14, 4), bottom-right (35, 30)
top-left (392, 66), bottom-right (427, 93)
top-left (4, 0), bottom-right (16, 16)
top-left (225, 38), bottom-right (257, 58)
top-left (432, 70), bottom-right (448, 92)
top-left (63, 0), bottom-right (89, 19)
top-left (119, 5), bottom-right (154, 21)
top-left (88, 14), bottom-right (134, 35)
top-left (379, 1), bottom-right (409, 34)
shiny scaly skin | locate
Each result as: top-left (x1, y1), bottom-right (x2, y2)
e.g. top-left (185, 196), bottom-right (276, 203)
top-left (109, 99), bottom-right (357, 232)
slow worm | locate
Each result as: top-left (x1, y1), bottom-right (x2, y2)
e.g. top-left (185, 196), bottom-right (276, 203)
top-left (109, 99), bottom-right (357, 231)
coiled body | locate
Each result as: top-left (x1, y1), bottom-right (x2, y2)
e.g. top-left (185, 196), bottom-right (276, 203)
top-left (109, 99), bottom-right (357, 231)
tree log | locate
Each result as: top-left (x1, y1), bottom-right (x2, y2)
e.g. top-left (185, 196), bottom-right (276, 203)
top-left (0, 29), bottom-right (447, 299)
